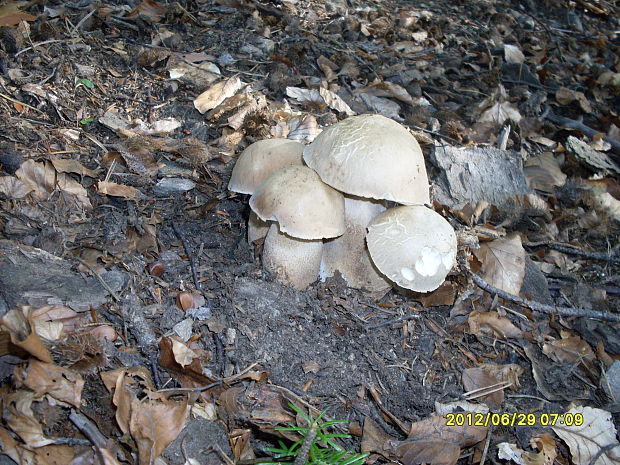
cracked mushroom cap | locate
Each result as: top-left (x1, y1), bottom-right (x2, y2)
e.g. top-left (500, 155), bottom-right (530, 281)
top-left (249, 165), bottom-right (345, 240)
top-left (303, 114), bottom-right (430, 205)
top-left (228, 138), bottom-right (304, 194)
top-left (366, 206), bottom-right (456, 292)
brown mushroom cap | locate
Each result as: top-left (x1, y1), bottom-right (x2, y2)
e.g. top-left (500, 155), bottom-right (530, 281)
top-left (249, 165), bottom-right (345, 240)
top-left (228, 139), bottom-right (304, 194)
top-left (366, 206), bottom-right (456, 292)
top-left (303, 114), bottom-right (430, 205)
top-left (263, 223), bottom-right (323, 290)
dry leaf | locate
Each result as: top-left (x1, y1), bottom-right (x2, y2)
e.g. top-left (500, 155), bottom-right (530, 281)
top-left (97, 181), bottom-right (141, 200)
top-left (504, 44), bottom-right (525, 64)
top-left (319, 87), bottom-right (355, 115)
top-left (14, 360), bottom-right (84, 407)
top-left (15, 159), bottom-right (56, 200)
top-left (4, 390), bottom-right (54, 447)
top-left (555, 87), bottom-right (592, 113)
top-left (542, 336), bottom-right (596, 364)
top-left (524, 152), bottom-right (567, 193)
top-left (467, 311), bottom-right (523, 339)
top-left (474, 234), bottom-right (526, 295)
top-left (0, 3), bottom-right (37, 25)
top-left (462, 363), bottom-right (523, 409)
top-left (358, 92), bottom-right (402, 120)
top-left (0, 308), bottom-right (52, 362)
top-left (552, 407), bottom-right (620, 465)
top-left (479, 101), bottom-right (522, 124)
top-left (171, 338), bottom-right (198, 367)
top-left (386, 414), bottom-right (487, 465)
top-left (317, 55), bottom-right (338, 81)
top-left (50, 158), bottom-right (98, 178)
top-left (0, 176), bottom-right (32, 199)
top-left (194, 76), bottom-right (245, 114)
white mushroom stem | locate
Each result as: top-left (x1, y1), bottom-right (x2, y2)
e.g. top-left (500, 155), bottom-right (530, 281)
top-left (366, 206), bottom-right (457, 293)
top-left (320, 196), bottom-right (390, 292)
top-left (247, 211), bottom-right (269, 244)
top-left (263, 224), bottom-right (323, 290)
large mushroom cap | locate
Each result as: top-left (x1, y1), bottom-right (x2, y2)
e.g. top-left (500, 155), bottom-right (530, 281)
top-left (228, 139), bottom-right (304, 194)
top-left (303, 114), bottom-right (430, 205)
top-left (366, 206), bottom-right (456, 292)
top-left (249, 165), bottom-right (345, 240)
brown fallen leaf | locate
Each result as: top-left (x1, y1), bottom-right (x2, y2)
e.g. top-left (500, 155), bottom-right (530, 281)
top-left (194, 76), bottom-right (245, 114)
top-left (467, 311), bottom-right (523, 339)
top-left (102, 366), bottom-right (189, 464)
top-left (97, 181), bottom-right (141, 200)
top-left (462, 363), bottom-right (523, 409)
top-left (50, 158), bottom-right (98, 178)
top-left (4, 390), bottom-right (54, 447)
top-left (474, 234), bottom-right (526, 295)
top-left (0, 308), bottom-right (52, 362)
top-left (381, 414), bottom-right (487, 465)
top-left (0, 3), bottom-right (37, 26)
top-left (14, 360), bottom-right (84, 407)
top-left (542, 334), bottom-right (596, 365)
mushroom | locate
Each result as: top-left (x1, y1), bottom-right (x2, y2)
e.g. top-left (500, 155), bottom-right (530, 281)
top-left (366, 205), bottom-right (457, 292)
top-left (250, 165), bottom-right (345, 289)
top-left (228, 138), bottom-right (305, 243)
top-left (229, 138), bottom-right (304, 194)
top-left (320, 196), bottom-right (391, 292)
top-left (304, 114), bottom-right (430, 290)
top-left (303, 114), bottom-right (430, 205)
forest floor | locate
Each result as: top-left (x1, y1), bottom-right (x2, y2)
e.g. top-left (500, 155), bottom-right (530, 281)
top-left (0, 0), bottom-right (619, 465)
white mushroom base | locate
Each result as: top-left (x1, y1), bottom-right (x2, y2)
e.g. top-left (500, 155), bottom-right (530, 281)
top-left (263, 224), bottom-right (323, 290)
top-left (320, 197), bottom-right (390, 292)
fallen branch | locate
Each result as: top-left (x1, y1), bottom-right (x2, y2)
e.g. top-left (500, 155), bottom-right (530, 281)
top-left (470, 272), bottom-right (620, 322)
top-left (524, 241), bottom-right (620, 264)
top-left (542, 106), bottom-right (620, 156)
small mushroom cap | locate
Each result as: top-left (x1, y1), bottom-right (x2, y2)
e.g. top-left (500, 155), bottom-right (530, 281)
top-left (366, 205), bottom-right (456, 292)
top-left (303, 114), bottom-right (430, 205)
top-left (228, 139), bottom-right (304, 194)
top-left (263, 223), bottom-right (323, 290)
top-left (250, 165), bottom-right (345, 240)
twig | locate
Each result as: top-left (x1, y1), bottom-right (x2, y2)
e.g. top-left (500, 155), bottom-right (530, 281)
top-left (364, 313), bottom-right (421, 330)
top-left (157, 380), bottom-right (222, 393)
top-left (542, 106), bottom-right (620, 156)
top-left (76, 257), bottom-right (121, 302)
top-left (524, 241), bottom-right (620, 263)
top-left (0, 91), bottom-right (45, 113)
top-left (293, 428), bottom-right (318, 465)
top-left (172, 221), bottom-right (201, 290)
top-left (479, 425), bottom-right (493, 465)
top-left (15, 39), bottom-right (77, 57)
top-left (470, 272), bottom-right (620, 322)
top-left (463, 381), bottom-right (513, 400)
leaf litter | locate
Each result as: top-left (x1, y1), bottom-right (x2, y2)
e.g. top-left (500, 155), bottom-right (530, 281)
top-left (0, 0), bottom-right (619, 465)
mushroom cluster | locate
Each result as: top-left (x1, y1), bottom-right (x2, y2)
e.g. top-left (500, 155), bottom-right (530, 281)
top-left (229, 114), bottom-right (457, 293)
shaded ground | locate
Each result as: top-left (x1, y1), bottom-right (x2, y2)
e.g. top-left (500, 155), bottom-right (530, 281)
top-left (0, 0), bottom-right (619, 464)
